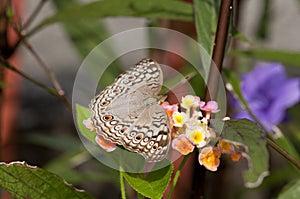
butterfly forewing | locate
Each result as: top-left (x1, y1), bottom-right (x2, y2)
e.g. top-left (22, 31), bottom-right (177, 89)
top-left (89, 58), bottom-right (170, 162)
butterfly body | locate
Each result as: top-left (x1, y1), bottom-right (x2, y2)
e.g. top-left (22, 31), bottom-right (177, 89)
top-left (89, 58), bottom-right (170, 162)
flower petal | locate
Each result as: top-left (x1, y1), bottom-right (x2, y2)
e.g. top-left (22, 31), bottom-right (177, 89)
top-left (200, 101), bottom-right (220, 113)
top-left (198, 147), bottom-right (221, 172)
top-left (95, 134), bottom-right (116, 152)
top-left (172, 112), bottom-right (188, 127)
top-left (242, 63), bottom-right (286, 99)
top-left (233, 62), bottom-right (300, 130)
top-left (181, 95), bottom-right (199, 109)
top-left (83, 118), bottom-right (95, 131)
top-left (186, 127), bottom-right (207, 147)
top-left (172, 134), bottom-right (194, 155)
top-left (266, 78), bottom-right (300, 124)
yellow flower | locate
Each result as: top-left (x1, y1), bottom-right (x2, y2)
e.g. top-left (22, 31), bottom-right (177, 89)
top-left (172, 112), bottom-right (188, 127)
top-left (187, 127), bottom-right (207, 147)
top-left (181, 95), bottom-right (199, 109)
top-left (172, 134), bottom-right (194, 155)
top-left (198, 147), bottom-right (221, 172)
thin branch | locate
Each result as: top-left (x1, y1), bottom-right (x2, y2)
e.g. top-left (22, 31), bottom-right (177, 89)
top-left (0, 56), bottom-right (71, 109)
top-left (22, 0), bottom-right (48, 30)
top-left (266, 138), bottom-right (300, 170)
top-left (22, 37), bottom-right (65, 96)
top-left (241, 94), bottom-right (300, 170)
top-left (9, 23), bottom-right (71, 109)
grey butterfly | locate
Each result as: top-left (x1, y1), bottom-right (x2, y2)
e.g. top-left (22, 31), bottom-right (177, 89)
top-left (89, 58), bottom-right (170, 162)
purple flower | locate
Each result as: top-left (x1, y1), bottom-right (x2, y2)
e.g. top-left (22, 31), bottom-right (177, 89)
top-left (232, 62), bottom-right (300, 130)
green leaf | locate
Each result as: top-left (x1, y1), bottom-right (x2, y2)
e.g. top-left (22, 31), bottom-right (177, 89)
top-left (255, 0), bottom-right (271, 40)
top-left (45, 150), bottom-right (90, 184)
top-left (230, 49), bottom-right (300, 68)
top-left (32, 0), bottom-right (193, 34)
top-left (123, 162), bottom-right (173, 199)
top-left (24, 132), bottom-right (81, 151)
top-left (194, 0), bottom-right (219, 64)
top-left (221, 119), bottom-right (269, 188)
top-left (160, 66), bottom-right (197, 95)
top-left (45, 150), bottom-right (119, 185)
top-left (75, 104), bottom-right (96, 144)
top-left (52, 0), bottom-right (111, 58)
top-left (231, 28), bottom-right (252, 44)
top-left (0, 161), bottom-right (94, 199)
top-left (278, 178), bottom-right (300, 199)
top-left (52, 0), bottom-right (123, 85)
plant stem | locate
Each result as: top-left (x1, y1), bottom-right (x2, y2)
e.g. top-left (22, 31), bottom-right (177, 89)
top-left (22, 0), bottom-right (48, 29)
top-left (9, 22), bottom-right (71, 109)
top-left (205, 0), bottom-right (233, 101)
top-left (167, 155), bottom-right (189, 199)
top-left (119, 167), bottom-right (126, 199)
top-left (192, 0), bottom-right (233, 197)
top-left (0, 56), bottom-right (71, 109)
top-left (266, 138), bottom-right (300, 170)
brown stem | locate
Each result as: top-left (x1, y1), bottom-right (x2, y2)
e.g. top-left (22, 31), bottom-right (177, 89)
top-left (266, 138), bottom-right (300, 170)
top-left (0, 0), bottom-right (11, 59)
top-left (9, 25), bottom-right (71, 109)
top-left (22, 0), bottom-right (48, 30)
top-left (0, 56), bottom-right (71, 109)
top-left (205, 0), bottom-right (233, 101)
top-left (0, 0), bottom-right (9, 162)
top-left (192, 0), bottom-right (233, 198)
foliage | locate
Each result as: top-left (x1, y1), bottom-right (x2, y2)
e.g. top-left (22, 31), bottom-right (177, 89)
top-left (0, 162), bottom-right (93, 199)
top-left (221, 119), bottom-right (269, 188)
top-left (0, 0), bottom-right (300, 198)
top-left (122, 163), bottom-right (173, 199)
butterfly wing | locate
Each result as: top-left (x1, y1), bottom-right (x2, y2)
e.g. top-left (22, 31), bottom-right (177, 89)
top-left (89, 59), bottom-right (169, 161)
top-left (122, 103), bottom-right (170, 162)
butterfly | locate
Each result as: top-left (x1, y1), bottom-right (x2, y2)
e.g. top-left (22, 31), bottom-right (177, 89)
top-left (89, 58), bottom-right (171, 162)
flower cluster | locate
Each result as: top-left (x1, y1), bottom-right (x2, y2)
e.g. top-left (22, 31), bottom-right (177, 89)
top-left (83, 95), bottom-right (242, 171)
top-left (163, 95), bottom-right (242, 172)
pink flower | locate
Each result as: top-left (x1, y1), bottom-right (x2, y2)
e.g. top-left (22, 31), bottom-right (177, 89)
top-left (195, 96), bottom-right (205, 107)
top-left (95, 134), bottom-right (116, 152)
top-left (172, 134), bottom-right (195, 155)
top-left (200, 101), bottom-right (220, 113)
top-left (83, 118), bottom-right (95, 131)
top-left (161, 102), bottom-right (178, 117)
top-left (161, 102), bottom-right (178, 129)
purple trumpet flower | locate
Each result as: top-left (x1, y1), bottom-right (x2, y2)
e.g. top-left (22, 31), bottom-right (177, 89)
top-left (232, 62), bottom-right (300, 130)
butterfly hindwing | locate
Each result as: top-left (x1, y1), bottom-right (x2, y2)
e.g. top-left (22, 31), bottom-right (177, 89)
top-left (89, 58), bottom-right (170, 162)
